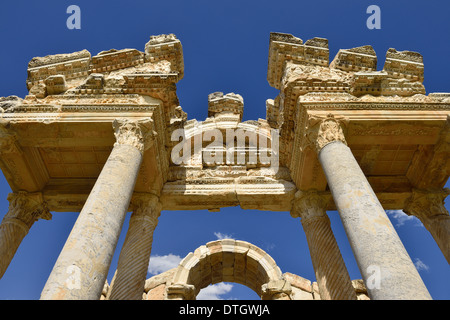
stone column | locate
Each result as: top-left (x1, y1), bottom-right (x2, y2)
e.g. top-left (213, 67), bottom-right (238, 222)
top-left (291, 190), bottom-right (356, 300)
top-left (0, 191), bottom-right (51, 279)
top-left (308, 113), bottom-right (431, 300)
top-left (404, 188), bottom-right (450, 264)
top-left (108, 193), bottom-right (162, 300)
top-left (40, 118), bottom-right (154, 300)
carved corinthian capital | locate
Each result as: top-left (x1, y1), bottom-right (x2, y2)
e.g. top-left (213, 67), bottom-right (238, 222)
top-left (3, 191), bottom-right (51, 229)
top-left (112, 118), bottom-right (156, 154)
top-left (403, 188), bottom-right (450, 221)
top-left (291, 190), bottom-right (330, 222)
top-left (305, 113), bottom-right (348, 153)
top-left (130, 193), bottom-right (162, 227)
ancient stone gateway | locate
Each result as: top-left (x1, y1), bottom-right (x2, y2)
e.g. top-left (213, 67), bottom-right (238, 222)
top-left (135, 239), bottom-right (369, 300)
top-left (0, 32), bottom-right (448, 300)
top-left (143, 239), bottom-right (295, 300)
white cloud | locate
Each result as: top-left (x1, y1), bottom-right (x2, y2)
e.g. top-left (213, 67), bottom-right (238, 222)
top-left (264, 242), bottom-right (276, 252)
top-left (148, 254), bottom-right (183, 275)
top-left (386, 210), bottom-right (422, 227)
top-left (214, 232), bottom-right (234, 240)
top-left (414, 258), bottom-right (430, 272)
top-left (197, 283), bottom-right (233, 300)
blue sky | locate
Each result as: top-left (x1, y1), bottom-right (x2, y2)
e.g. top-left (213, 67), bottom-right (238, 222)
top-left (0, 0), bottom-right (449, 300)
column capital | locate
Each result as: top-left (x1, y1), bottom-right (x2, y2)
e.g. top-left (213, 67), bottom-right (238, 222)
top-left (403, 188), bottom-right (450, 220)
top-left (291, 190), bottom-right (330, 221)
top-left (3, 191), bottom-right (51, 229)
top-left (305, 113), bottom-right (348, 153)
top-left (112, 118), bottom-right (156, 154)
top-left (130, 193), bottom-right (162, 226)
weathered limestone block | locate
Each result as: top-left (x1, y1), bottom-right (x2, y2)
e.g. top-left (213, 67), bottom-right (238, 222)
top-left (90, 49), bottom-right (144, 73)
top-left (330, 45), bottom-right (377, 72)
top-left (261, 279), bottom-right (292, 300)
top-left (0, 96), bottom-right (22, 113)
top-left (45, 75), bottom-right (67, 95)
top-left (27, 49), bottom-right (91, 90)
top-left (144, 268), bottom-right (176, 300)
top-left (144, 34), bottom-right (184, 78)
top-left (208, 92), bottom-right (244, 121)
top-left (383, 48), bottom-right (424, 82)
top-left (352, 279), bottom-right (370, 300)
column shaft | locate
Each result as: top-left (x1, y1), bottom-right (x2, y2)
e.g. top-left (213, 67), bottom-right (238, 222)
top-left (108, 194), bottom-right (161, 300)
top-left (292, 191), bottom-right (356, 300)
top-left (40, 119), bottom-right (152, 300)
top-left (319, 140), bottom-right (432, 300)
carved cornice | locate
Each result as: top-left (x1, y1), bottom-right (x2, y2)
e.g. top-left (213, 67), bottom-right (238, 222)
top-left (2, 191), bottom-right (51, 230)
top-left (112, 118), bottom-right (156, 154)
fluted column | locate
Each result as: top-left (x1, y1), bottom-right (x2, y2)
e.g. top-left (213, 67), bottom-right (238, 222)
top-left (404, 188), bottom-right (450, 264)
top-left (40, 118), bottom-right (154, 300)
top-left (291, 190), bottom-right (356, 300)
top-left (108, 193), bottom-right (162, 300)
top-left (0, 191), bottom-right (51, 279)
top-left (307, 113), bottom-right (431, 300)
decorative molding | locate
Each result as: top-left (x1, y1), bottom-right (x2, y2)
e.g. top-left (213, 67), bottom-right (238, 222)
top-left (112, 118), bottom-right (156, 154)
top-left (3, 191), bottom-right (51, 229)
top-left (305, 113), bottom-right (348, 153)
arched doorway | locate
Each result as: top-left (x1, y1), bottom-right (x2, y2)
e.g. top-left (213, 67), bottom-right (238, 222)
top-left (162, 239), bottom-right (292, 300)
top-left (138, 238), bottom-right (368, 300)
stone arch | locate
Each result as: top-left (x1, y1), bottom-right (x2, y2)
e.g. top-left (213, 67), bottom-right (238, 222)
top-left (164, 239), bottom-right (292, 300)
